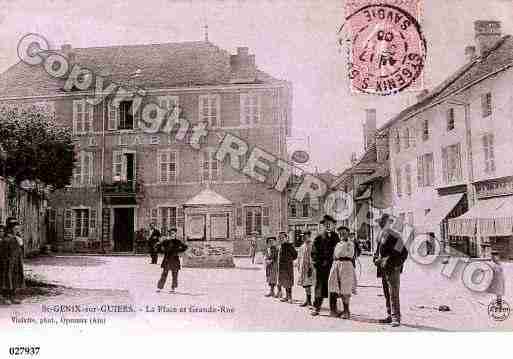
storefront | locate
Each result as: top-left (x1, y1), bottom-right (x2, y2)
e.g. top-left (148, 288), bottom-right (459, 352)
top-left (448, 177), bottom-right (513, 260)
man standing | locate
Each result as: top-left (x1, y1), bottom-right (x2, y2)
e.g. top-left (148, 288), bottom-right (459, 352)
top-left (148, 223), bottom-right (161, 264)
top-left (311, 214), bottom-right (340, 317)
top-left (277, 232), bottom-right (298, 303)
top-left (373, 213), bottom-right (408, 327)
top-left (156, 228), bottom-right (188, 293)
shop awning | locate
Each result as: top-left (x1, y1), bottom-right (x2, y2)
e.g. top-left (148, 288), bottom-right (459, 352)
top-left (448, 196), bottom-right (513, 236)
top-left (416, 193), bottom-right (464, 233)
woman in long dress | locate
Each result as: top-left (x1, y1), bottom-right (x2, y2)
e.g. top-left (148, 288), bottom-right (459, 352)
top-left (296, 230), bottom-right (314, 307)
top-left (328, 226), bottom-right (355, 319)
top-left (1, 218), bottom-right (25, 305)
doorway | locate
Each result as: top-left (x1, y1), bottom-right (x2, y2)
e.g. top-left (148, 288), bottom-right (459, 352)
top-left (113, 207), bottom-right (135, 252)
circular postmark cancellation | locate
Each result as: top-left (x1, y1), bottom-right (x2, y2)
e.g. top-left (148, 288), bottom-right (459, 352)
top-left (345, 3), bottom-right (427, 95)
top-left (488, 298), bottom-right (511, 322)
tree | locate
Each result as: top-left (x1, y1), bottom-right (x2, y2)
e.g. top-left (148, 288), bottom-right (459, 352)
top-left (0, 105), bottom-right (76, 190)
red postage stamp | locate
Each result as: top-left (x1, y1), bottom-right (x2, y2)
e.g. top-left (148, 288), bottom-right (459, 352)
top-left (343, 0), bottom-right (426, 95)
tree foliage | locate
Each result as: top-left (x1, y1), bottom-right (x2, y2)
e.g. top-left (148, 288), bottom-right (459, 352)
top-left (0, 105), bottom-right (76, 189)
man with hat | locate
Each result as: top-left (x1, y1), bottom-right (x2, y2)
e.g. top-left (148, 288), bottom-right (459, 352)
top-left (156, 228), bottom-right (188, 293)
top-left (310, 214), bottom-right (340, 317)
top-left (373, 213), bottom-right (408, 327)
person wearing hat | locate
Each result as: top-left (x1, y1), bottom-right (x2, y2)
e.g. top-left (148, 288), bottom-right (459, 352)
top-left (487, 250), bottom-right (505, 303)
top-left (296, 230), bottom-right (314, 308)
top-left (311, 214), bottom-right (340, 317)
top-left (328, 226), bottom-right (355, 319)
top-left (373, 213), bottom-right (408, 327)
top-left (148, 223), bottom-right (162, 264)
top-left (277, 231), bottom-right (298, 303)
top-left (264, 236), bottom-right (279, 297)
top-left (1, 218), bottom-right (25, 304)
top-left (156, 228), bottom-right (188, 293)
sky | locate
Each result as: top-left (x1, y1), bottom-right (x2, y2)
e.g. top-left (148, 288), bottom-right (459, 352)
top-left (0, 0), bottom-right (512, 174)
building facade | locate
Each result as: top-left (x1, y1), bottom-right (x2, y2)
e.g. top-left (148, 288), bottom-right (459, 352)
top-left (0, 41), bottom-right (292, 256)
top-left (385, 20), bottom-right (513, 260)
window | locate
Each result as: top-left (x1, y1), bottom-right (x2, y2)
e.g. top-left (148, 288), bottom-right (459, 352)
top-left (407, 212), bottom-right (414, 226)
top-left (245, 206), bottom-right (262, 235)
top-left (482, 134), bottom-right (496, 174)
top-left (271, 88), bottom-right (281, 122)
top-left (158, 96), bottom-right (179, 113)
top-left (73, 209), bottom-right (90, 238)
top-left (112, 151), bottom-right (123, 180)
top-left (236, 207), bottom-right (243, 227)
top-left (404, 127), bottom-right (410, 149)
top-left (395, 168), bottom-right (402, 197)
top-left (199, 94), bottom-right (220, 127)
top-left (73, 151), bottom-right (93, 186)
top-left (447, 108), bottom-right (455, 131)
top-left (159, 207), bottom-right (177, 234)
top-left (150, 208), bottom-right (158, 225)
top-left (201, 149), bottom-right (219, 182)
top-left (301, 197), bottom-right (310, 218)
top-left (482, 92), bottom-right (492, 118)
top-left (73, 99), bottom-right (93, 134)
top-left (289, 202), bottom-right (297, 218)
top-left (158, 150), bottom-right (177, 183)
top-left (405, 164), bottom-right (412, 196)
top-left (118, 101), bottom-right (134, 130)
top-left (394, 130), bottom-right (400, 153)
top-left (240, 93), bottom-right (260, 125)
top-left (411, 126), bottom-right (416, 147)
top-left (417, 153), bottom-right (435, 187)
top-left (422, 119), bottom-right (429, 141)
top-left (442, 143), bottom-right (462, 184)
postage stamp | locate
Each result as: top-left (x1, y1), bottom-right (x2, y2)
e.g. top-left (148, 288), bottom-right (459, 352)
top-left (343, 0), bottom-right (427, 95)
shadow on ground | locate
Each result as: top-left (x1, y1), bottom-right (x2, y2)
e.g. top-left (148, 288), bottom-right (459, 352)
top-left (26, 256), bottom-right (108, 267)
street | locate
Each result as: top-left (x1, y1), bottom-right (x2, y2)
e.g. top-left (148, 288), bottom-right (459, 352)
top-left (0, 254), bottom-right (511, 332)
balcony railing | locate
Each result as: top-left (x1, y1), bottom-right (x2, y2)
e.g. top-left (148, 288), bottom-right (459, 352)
top-left (101, 180), bottom-right (138, 194)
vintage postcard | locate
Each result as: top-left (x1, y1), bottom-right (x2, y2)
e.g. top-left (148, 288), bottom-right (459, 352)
top-left (0, 0), bottom-right (512, 356)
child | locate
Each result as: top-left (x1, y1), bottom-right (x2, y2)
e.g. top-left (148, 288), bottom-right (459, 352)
top-left (487, 250), bottom-right (505, 303)
top-left (296, 230), bottom-right (314, 308)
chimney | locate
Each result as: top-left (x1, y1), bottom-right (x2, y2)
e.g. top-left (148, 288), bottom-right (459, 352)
top-left (230, 47), bottom-right (256, 83)
top-left (475, 20), bottom-right (501, 56)
top-left (363, 109), bottom-right (377, 151)
top-left (465, 45), bottom-right (477, 62)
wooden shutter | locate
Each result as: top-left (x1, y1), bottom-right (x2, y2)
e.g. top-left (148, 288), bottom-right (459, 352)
top-left (441, 147), bottom-right (448, 183)
top-left (417, 156), bottom-right (424, 187)
top-left (108, 101), bottom-right (118, 130)
top-left (64, 209), bottom-right (73, 241)
top-left (89, 208), bottom-right (97, 238)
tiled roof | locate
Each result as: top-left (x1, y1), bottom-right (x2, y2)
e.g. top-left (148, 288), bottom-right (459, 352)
top-left (380, 35), bottom-right (513, 132)
top-left (330, 144), bottom-right (380, 189)
top-left (0, 41), bottom-right (281, 98)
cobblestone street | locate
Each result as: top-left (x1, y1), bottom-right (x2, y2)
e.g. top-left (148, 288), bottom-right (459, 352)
top-left (0, 255), bottom-right (511, 332)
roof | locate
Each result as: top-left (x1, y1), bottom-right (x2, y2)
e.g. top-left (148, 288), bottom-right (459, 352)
top-left (360, 162), bottom-right (390, 185)
top-left (184, 188), bottom-right (232, 206)
top-left (330, 143), bottom-right (380, 189)
top-left (0, 41), bottom-right (282, 98)
top-left (380, 35), bottom-right (513, 132)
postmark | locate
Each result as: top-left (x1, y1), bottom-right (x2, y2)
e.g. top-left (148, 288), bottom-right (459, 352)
top-left (488, 297), bottom-right (511, 322)
top-left (342, 1), bottom-right (426, 95)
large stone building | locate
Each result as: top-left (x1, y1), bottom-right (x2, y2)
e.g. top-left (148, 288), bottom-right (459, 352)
top-left (0, 40), bottom-right (292, 257)
top-left (384, 20), bottom-right (513, 260)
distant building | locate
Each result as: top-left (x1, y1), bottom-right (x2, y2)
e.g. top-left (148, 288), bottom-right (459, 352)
top-left (384, 20), bottom-right (513, 260)
top-left (330, 109), bottom-right (392, 253)
top-left (0, 41), bottom-right (292, 256)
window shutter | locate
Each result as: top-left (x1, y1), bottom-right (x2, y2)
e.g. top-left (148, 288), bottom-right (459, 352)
top-left (411, 126), bottom-right (416, 147)
top-left (262, 206), bottom-right (270, 227)
top-left (417, 156), bottom-right (423, 187)
top-left (64, 209), bottom-right (73, 241)
top-left (108, 101), bottom-right (118, 130)
top-left (151, 208), bottom-right (158, 226)
top-left (72, 100), bottom-right (79, 134)
top-left (489, 134), bottom-right (495, 172)
top-left (236, 207), bottom-right (243, 227)
top-left (441, 147), bottom-right (448, 184)
top-left (482, 136), bottom-right (489, 173)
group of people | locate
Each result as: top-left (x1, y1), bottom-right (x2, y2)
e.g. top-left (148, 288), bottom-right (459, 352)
top-left (146, 224), bottom-right (189, 294)
top-left (0, 217), bottom-right (25, 305)
top-left (264, 213), bottom-right (408, 327)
